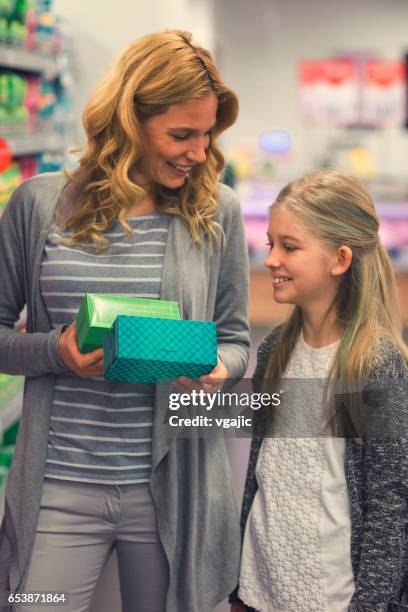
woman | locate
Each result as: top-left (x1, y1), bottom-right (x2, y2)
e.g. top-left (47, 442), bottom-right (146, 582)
top-left (0, 30), bottom-right (250, 612)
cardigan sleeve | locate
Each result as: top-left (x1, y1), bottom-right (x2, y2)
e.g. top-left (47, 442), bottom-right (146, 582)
top-left (348, 345), bottom-right (408, 611)
top-left (213, 186), bottom-right (250, 380)
top-left (0, 180), bottom-right (70, 376)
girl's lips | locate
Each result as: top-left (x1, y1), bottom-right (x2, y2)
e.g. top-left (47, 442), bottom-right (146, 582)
top-left (272, 276), bottom-right (292, 287)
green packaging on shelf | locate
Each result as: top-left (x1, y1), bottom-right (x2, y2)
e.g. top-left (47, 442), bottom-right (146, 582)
top-left (0, 373), bottom-right (23, 405)
top-left (76, 294), bottom-right (181, 354)
top-left (0, 445), bottom-right (14, 468)
top-left (104, 315), bottom-right (218, 384)
top-left (3, 420), bottom-right (19, 446)
top-left (0, 465), bottom-right (9, 497)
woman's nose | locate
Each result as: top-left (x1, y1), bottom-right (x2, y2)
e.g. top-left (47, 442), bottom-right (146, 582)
top-left (187, 138), bottom-right (207, 163)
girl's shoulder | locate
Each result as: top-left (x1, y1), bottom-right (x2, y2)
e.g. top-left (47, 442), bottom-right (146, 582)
top-left (368, 337), bottom-right (408, 382)
top-left (362, 338), bottom-right (408, 438)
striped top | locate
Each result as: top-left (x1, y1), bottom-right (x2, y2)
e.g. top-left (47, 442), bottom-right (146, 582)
top-left (40, 212), bottom-right (170, 484)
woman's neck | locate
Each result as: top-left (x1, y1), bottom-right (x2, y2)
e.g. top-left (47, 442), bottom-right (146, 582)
top-left (126, 196), bottom-right (157, 218)
top-left (301, 307), bottom-right (343, 348)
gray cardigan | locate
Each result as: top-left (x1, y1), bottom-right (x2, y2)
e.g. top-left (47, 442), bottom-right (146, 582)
top-left (0, 173), bottom-right (250, 612)
top-left (231, 328), bottom-right (408, 612)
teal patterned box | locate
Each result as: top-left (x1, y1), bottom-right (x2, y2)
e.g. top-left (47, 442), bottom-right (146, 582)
top-left (104, 315), bottom-right (218, 384)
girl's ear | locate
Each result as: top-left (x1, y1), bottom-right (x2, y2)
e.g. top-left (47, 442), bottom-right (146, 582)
top-left (331, 245), bottom-right (352, 277)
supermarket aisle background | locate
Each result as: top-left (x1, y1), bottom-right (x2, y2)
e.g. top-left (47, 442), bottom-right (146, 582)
top-left (89, 326), bottom-right (268, 612)
top-left (1, 0), bottom-right (408, 609)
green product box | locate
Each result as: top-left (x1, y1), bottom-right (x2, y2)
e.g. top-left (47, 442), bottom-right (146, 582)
top-left (76, 294), bottom-right (181, 354)
top-left (104, 315), bottom-right (218, 384)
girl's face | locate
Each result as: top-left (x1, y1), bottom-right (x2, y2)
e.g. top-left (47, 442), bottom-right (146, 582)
top-left (135, 91), bottom-right (218, 189)
top-left (265, 206), bottom-right (341, 311)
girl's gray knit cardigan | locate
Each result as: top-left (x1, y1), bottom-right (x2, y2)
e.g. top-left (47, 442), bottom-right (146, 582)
top-left (231, 327), bottom-right (408, 612)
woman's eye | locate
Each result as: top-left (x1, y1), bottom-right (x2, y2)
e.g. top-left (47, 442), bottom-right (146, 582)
top-left (265, 242), bottom-right (273, 250)
top-left (172, 134), bottom-right (189, 141)
top-left (284, 244), bottom-right (297, 252)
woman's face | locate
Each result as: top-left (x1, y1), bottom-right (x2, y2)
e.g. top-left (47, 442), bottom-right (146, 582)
top-left (135, 91), bottom-right (218, 189)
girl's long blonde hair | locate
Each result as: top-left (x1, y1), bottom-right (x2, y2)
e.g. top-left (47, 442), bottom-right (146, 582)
top-left (62, 30), bottom-right (238, 251)
top-left (265, 169), bottom-right (408, 384)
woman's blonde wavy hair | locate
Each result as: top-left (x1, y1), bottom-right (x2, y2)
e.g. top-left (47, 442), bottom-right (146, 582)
top-left (265, 169), bottom-right (408, 388)
top-left (62, 30), bottom-right (239, 251)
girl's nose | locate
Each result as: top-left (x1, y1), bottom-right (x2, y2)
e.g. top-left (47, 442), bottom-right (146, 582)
top-left (264, 249), bottom-right (281, 270)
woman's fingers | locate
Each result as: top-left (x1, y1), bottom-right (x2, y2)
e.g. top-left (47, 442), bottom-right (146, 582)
top-left (58, 322), bottom-right (104, 376)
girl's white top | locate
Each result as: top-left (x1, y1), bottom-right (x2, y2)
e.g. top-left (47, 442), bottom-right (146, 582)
top-left (238, 332), bottom-right (355, 612)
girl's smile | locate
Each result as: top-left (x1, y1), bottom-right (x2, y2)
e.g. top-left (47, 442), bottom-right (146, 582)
top-left (271, 274), bottom-right (293, 287)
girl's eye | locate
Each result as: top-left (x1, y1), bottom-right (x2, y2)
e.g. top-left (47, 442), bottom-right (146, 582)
top-left (284, 244), bottom-right (297, 252)
top-left (265, 242), bottom-right (273, 250)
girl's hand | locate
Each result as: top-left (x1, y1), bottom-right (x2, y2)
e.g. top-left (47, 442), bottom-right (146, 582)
top-left (173, 356), bottom-right (228, 394)
top-left (58, 321), bottom-right (104, 377)
top-left (231, 603), bottom-right (247, 612)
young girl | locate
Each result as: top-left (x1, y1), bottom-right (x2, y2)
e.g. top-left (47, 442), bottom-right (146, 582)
top-left (230, 169), bottom-right (408, 612)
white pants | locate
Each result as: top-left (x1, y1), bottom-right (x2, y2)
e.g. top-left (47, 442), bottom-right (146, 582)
top-left (19, 478), bottom-right (169, 612)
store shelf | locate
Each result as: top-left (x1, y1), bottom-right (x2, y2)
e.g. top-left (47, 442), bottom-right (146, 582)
top-left (6, 132), bottom-right (64, 156)
top-left (0, 392), bottom-right (22, 433)
top-left (0, 44), bottom-right (58, 76)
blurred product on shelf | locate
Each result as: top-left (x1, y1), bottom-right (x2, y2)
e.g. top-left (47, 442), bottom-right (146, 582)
top-left (32, 0), bottom-right (60, 55)
top-left (0, 0), bottom-right (76, 209)
top-left (0, 135), bottom-right (11, 169)
top-left (0, 0), bottom-right (60, 54)
top-left (2, 419), bottom-right (19, 445)
top-left (0, 444), bottom-right (14, 468)
top-left (0, 420), bottom-right (19, 503)
top-left (0, 71), bottom-right (28, 131)
top-left (0, 0), bottom-right (28, 46)
top-left (0, 373), bottom-right (24, 408)
top-left (0, 150), bottom-right (63, 213)
top-left (0, 373), bottom-right (23, 486)
top-left (0, 160), bottom-right (20, 208)
top-left (0, 70), bottom-right (57, 133)
top-left (299, 57), bottom-right (406, 128)
top-left (36, 150), bottom-right (62, 171)
top-left (16, 152), bottom-right (35, 177)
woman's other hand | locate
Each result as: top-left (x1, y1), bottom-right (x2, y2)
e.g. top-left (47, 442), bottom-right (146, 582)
top-left (58, 321), bottom-right (104, 377)
top-left (173, 356), bottom-right (228, 394)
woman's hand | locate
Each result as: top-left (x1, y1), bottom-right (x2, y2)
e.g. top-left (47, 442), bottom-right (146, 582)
top-left (231, 603), bottom-right (247, 612)
top-left (58, 321), bottom-right (104, 377)
top-left (173, 356), bottom-right (228, 394)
